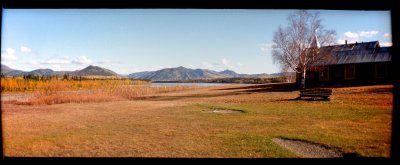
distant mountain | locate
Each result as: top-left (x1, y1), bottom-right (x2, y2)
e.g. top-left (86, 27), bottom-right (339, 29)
top-left (5, 70), bottom-right (27, 76)
top-left (1, 64), bottom-right (26, 75)
top-left (128, 66), bottom-right (229, 81)
top-left (218, 69), bottom-right (241, 77)
top-left (71, 65), bottom-right (120, 77)
top-left (1, 64), bottom-right (121, 78)
top-left (128, 71), bottom-right (153, 79)
top-left (27, 69), bottom-right (58, 76)
top-left (127, 66), bottom-right (281, 81)
top-left (1, 64), bottom-right (13, 73)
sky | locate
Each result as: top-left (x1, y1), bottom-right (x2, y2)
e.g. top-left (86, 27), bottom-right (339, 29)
top-left (1, 9), bottom-right (392, 74)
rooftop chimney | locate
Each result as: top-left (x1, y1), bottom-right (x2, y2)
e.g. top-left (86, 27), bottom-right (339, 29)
top-left (345, 40), bottom-right (347, 46)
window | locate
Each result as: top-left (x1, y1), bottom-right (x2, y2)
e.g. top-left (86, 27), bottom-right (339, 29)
top-left (319, 67), bottom-right (329, 81)
top-left (375, 63), bottom-right (387, 78)
top-left (344, 65), bottom-right (355, 80)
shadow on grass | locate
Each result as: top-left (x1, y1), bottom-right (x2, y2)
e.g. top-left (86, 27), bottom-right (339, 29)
top-left (359, 87), bottom-right (393, 93)
top-left (271, 97), bottom-right (331, 102)
top-left (142, 92), bottom-right (243, 101)
top-left (342, 152), bottom-right (363, 158)
top-left (296, 97), bottom-right (331, 102)
top-left (143, 83), bottom-right (300, 101)
top-left (138, 83), bottom-right (314, 101)
top-left (217, 83), bottom-right (298, 93)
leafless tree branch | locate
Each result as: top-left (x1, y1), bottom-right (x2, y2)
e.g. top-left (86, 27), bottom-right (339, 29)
top-left (271, 10), bottom-right (336, 88)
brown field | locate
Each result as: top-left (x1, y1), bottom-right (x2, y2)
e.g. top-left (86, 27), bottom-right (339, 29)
top-left (1, 78), bottom-right (199, 105)
top-left (1, 83), bottom-right (393, 157)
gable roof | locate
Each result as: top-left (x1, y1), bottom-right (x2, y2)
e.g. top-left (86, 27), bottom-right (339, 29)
top-left (316, 41), bottom-right (391, 65)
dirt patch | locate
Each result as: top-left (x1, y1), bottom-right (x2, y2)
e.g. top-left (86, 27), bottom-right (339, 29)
top-left (1, 93), bottom-right (35, 102)
top-left (212, 109), bottom-right (244, 113)
top-left (272, 138), bottom-right (344, 158)
top-left (205, 105), bottom-right (246, 114)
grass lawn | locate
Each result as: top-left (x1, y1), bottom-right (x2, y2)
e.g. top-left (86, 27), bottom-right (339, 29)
top-left (1, 83), bottom-right (392, 157)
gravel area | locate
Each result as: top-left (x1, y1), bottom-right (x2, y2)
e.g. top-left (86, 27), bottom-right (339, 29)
top-left (272, 138), bottom-right (343, 158)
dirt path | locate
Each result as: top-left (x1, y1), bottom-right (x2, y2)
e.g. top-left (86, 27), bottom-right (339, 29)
top-left (272, 138), bottom-right (343, 158)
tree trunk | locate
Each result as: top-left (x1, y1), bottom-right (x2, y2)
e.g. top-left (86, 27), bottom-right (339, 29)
top-left (301, 69), bottom-right (306, 89)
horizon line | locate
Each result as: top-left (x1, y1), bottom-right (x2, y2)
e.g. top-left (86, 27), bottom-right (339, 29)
top-left (1, 64), bottom-right (286, 75)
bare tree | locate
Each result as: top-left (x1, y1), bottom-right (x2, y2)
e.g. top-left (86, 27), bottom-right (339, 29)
top-left (272, 10), bottom-right (336, 88)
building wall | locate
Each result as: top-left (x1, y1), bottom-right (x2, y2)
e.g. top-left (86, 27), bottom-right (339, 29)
top-left (299, 62), bottom-right (392, 87)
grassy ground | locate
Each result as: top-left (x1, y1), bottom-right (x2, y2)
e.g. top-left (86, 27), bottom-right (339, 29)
top-left (1, 83), bottom-right (392, 157)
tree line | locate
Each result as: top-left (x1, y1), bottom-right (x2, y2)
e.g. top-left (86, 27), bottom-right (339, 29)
top-left (0, 73), bottom-right (149, 81)
top-left (179, 76), bottom-right (295, 84)
top-left (0, 74), bottom-right (84, 81)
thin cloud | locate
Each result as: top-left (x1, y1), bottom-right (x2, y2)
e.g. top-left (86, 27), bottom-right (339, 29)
top-left (26, 60), bottom-right (39, 65)
top-left (202, 61), bottom-right (214, 69)
top-left (6, 55), bottom-right (95, 71)
top-left (96, 59), bottom-right (111, 64)
top-left (22, 56), bottom-right (73, 70)
top-left (381, 42), bottom-right (392, 47)
top-left (6, 48), bottom-right (15, 54)
top-left (359, 31), bottom-right (379, 37)
top-left (23, 56), bottom-right (71, 66)
top-left (338, 30), bottom-right (379, 44)
top-left (203, 58), bottom-right (242, 70)
top-left (94, 59), bottom-right (121, 65)
top-left (72, 56), bottom-right (93, 65)
top-left (343, 32), bottom-right (359, 39)
top-left (258, 43), bottom-right (274, 53)
top-left (43, 56), bottom-right (71, 64)
top-left (220, 58), bottom-right (236, 69)
top-left (186, 64), bottom-right (195, 69)
top-left (1, 48), bottom-right (17, 61)
top-left (337, 39), bottom-right (347, 45)
top-left (50, 64), bottom-right (61, 70)
top-left (20, 46), bottom-right (32, 53)
top-left (383, 33), bottom-right (391, 38)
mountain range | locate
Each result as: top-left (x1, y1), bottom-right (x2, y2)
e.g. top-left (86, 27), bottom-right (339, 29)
top-left (127, 66), bottom-right (270, 81)
top-left (1, 64), bottom-right (286, 81)
top-left (1, 64), bottom-right (120, 77)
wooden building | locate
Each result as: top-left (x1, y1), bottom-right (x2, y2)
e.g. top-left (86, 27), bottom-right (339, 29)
top-left (297, 40), bottom-right (392, 87)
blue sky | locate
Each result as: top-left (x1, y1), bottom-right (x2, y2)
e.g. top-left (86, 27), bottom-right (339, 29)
top-left (1, 9), bottom-right (392, 74)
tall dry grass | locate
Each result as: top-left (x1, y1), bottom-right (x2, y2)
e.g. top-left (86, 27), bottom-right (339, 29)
top-left (1, 77), bottom-right (198, 105)
top-left (1, 77), bottom-right (145, 92)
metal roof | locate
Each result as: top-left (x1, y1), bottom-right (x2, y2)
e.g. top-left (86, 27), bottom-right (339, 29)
top-left (316, 41), bottom-right (391, 65)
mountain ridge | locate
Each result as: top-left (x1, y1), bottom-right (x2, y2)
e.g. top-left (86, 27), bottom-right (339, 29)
top-left (1, 64), bottom-right (121, 77)
top-left (128, 66), bottom-right (229, 81)
top-left (128, 66), bottom-right (279, 81)
top-left (1, 64), bottom-right (289, 81)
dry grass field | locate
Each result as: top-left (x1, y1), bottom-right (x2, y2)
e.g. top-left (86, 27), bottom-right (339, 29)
top-left (1, 78), bottom-right (198, 105)
top-left (1, 83), bottom-right (393, 157)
